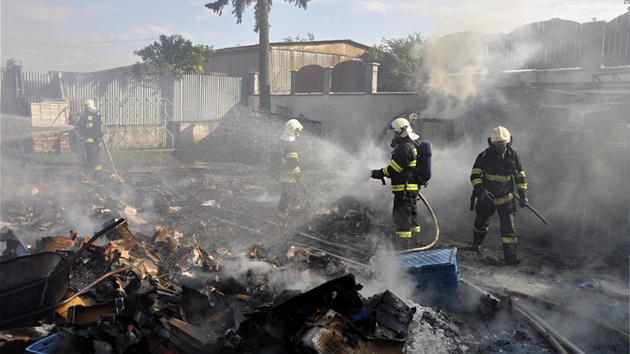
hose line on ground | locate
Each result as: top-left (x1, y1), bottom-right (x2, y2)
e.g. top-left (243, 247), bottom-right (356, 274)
top-left (398, 190), bottom-right (440, 253)
top-left (102, 138), bottom-right (126, 187)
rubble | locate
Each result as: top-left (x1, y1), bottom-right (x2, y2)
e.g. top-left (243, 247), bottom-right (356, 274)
top-left (1, 151), bottom-right (627, 353)
top-left (0, 219), bottom-right (431, 353)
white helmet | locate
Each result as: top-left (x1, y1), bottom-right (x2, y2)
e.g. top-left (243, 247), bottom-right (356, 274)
top-left (490, 126), bottom-right (510, 143)
top-left (284, 119), bottom-right (303, 136)
top-left (389, 117), bottom-right (413, 138)
top-left (84, 99), bottom-right (96, 111)
top-left (489, 126), bottom-right (511, 154)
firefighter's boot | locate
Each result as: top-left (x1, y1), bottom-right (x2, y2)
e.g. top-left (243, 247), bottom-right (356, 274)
top-left (503, 243), bottom-right (520, 265)
top-left (393, 236), bottom-right (410, 251)
top-left (93, 166), bottom-right (105, 182)
top-left (95, 171), bottom-right (104, 182)
top-left (471, 231), bottom-right (486, 252)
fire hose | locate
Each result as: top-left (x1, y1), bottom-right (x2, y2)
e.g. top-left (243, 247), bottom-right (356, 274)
top-left (460, 277), bottom-right (586, 354)
top-left (102, 137), bottom-right (126, 187)
top-left (376, 176), bottom-right (440, 253)
top-left (398, 189), bottom-right (440, 253)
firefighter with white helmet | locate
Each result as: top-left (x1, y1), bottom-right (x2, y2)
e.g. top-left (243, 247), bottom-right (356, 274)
top-left (470, 125), bottom-right (528, 264)
top-left (76, 99), bottom-right (104, 181)
top-left (284, 118), bottom-right (303, 137)
top-left (371, 117), bottom-right (430, 250)
top-left (269, 118), bottom-right (304, 224)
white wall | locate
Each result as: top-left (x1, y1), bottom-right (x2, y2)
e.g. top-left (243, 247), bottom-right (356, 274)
top-left (266, 93), bottom-right (428, 150)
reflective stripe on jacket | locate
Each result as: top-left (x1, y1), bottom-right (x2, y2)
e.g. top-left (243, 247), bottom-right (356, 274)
top-left (379, 137), bottom-right (420, 192)
top-left (275, 135), bottom-right (300, 183)
top-left (78, 110), bottom-right (103, 140)
top-left (470, 147), bottom-right (526, 205)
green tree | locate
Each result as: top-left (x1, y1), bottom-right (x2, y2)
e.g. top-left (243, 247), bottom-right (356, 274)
top-left (131, 34), bottom-right (213, 79)
top-left (2, 58), bottom-right (20, 72)
top-left (205, 0), bottom-right (311, 112)
top-left (361, 32), bottom-right (426, 92)
top-left (282, 33), bottom-right (315, 42)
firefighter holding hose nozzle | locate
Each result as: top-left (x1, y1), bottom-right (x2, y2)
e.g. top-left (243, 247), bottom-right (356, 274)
top-left (268, 119), bottom-right (304, 227)
top-left (470, 125), bottom-right (528, 265)
top-left (371, 117), bottom-right (432, 251)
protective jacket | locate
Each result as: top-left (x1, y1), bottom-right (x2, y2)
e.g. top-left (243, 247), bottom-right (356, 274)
top-left (273, 134), bottom-right (301, 184)
top-left (378, 137), bottom-right (420, 192)
top-left (470, 146), bottom-right (527, 208)
top-left (77, 108), bottom-right (104, 180)
top-left (372, 135), bottom-right (423, 241)
top-left (77, 109), bottom-right (103, 143)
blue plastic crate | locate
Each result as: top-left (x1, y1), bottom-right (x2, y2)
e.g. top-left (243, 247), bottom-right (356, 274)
top-left (25, 334), bottom-right (59, 354)
top-left (398, 247), bottom-right (460, 290)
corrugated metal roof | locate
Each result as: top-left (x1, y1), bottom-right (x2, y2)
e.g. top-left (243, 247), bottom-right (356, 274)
top-left (213, 39), bottom-right (370, 54)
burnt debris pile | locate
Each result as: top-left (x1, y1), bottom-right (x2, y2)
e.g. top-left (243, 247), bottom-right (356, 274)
top-left (171, 108), bottom-right (320, 167)
top-left (4, 150), bottom-right (627, 353)
top-left (0, 219), bottom-right (423, 353)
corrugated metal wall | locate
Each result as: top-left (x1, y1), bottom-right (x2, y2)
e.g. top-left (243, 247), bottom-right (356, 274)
top-left (0, 68), bottom-right (23, 113)
top-left (1, 70), bottom-right (243, 124)
top-left (430, 13), bottom-right (629, 73)
top-left (61, 72), bottom-right (163, 110)
top-left (22, 72), bottom-right (65, 104)
top-left (507, 18), bottom-right (583, 70)
top-left (96, 97), bottom-right (171, 126)
top-left (173, 75), bottom-right (242, 122)
top-left (202, 47), bottom-right (260, 77)
top-left (603, 12), bottom-right (630, 68)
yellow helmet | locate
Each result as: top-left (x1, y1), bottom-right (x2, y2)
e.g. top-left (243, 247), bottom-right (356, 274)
top-left (284, 119), bottom-right (303, 136)
top-left (84, 99), bottom-right (96, 111)
top-left (389, 117), bottom-right (413, 138)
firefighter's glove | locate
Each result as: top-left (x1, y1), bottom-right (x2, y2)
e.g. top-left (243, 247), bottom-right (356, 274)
top-left (481, 191), bottom-right (494, 203)
top-left (474, 185), bottom-right (493, 203)
top-left (371, 169), bottom-right (384, 180)
top-left (518, 190), bottom-right (528, 208)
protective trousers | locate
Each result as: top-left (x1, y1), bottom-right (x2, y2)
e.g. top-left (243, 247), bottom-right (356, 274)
top-left (472, 198), bottom-right (518, 261)
top-left (84, 140), bottom-right (103, 181)
top-left (392, 190), bottom-right (420, 239)
top-left (278, 182), bottom-right (302, 216)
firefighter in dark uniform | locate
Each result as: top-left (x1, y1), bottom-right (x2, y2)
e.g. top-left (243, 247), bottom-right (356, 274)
top-left (77, 99), bottom-right (104, 181)
top-left (371, 117), bottom-right (423, 250)
top-left (470, 125), bottom-right (528, 265)
top-left (271, 119), bottom-right (304, 224)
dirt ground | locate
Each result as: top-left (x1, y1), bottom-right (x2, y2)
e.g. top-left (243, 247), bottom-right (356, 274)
top-left (1, 148), bottom-right (628, 353)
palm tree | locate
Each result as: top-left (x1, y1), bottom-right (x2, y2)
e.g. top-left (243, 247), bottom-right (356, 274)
top-left (205, 0), bottom-right (310, 112)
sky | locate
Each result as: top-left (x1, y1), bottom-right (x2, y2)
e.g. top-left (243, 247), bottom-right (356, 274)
top-left (1, 0), bottom-right (628, 73)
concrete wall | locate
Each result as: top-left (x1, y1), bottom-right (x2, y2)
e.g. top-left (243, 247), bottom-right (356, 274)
top-left (262, 93), bottom-right (427, 150)
top-left (172, 121), bottom-right (221, 147)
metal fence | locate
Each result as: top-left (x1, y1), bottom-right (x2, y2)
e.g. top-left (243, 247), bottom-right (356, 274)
top-left (1, 70), bottom-right (243, 123)
top-left (173, 74), bottom-right (243, 122)
top-left (1, 69), bottom-right (243, 149)
top-left (429, 12), bottom-right (630, 73)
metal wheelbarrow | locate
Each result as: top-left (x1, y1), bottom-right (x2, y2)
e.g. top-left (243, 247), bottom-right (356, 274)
top-left (0, 218), bottom-right (125, 329)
